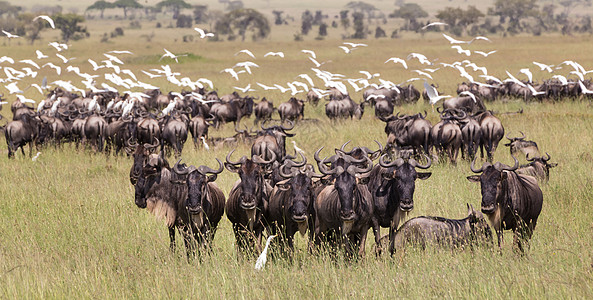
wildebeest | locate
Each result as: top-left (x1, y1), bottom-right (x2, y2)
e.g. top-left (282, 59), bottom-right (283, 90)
top-left (128, 138), bottom-right (160, 185)
top-left (367, 153), bottom-right (432, 255)
top-left (325, 96), bottom-right (359, 120)
top-left (278, 97), bottom-right (305, 122)
top-left (467, 156), bottom-right (543, 252)
top-left (391, 204), bottom-right (492, 252)
top-left (105, 115), bottom-right (137, 156)
top-left (209, 96), bottom-right (254, 128)
top-left (83, 114), bottom-right (107, 152)
top-left (225, 149), bottom-right (276, 254)
top-left (458, 113), bottom-right (482, 161)
top-left (136, 115), bottom-right (160, 145)
top-left (188, 116), bottom-right (210, 149)
top-left (475, 110), bottom-right (504, 162)
top-left (504, 131), bottom-right (540, 159)
top-left (267, 153), bottom-right (322, 252)
top-left (313, 147), bottom-right (375, 257)
top-left (170, 158), bottom-right (226, 253)
top-left (160, 113), bottom-right (189, 158)
top-left (431, 109), bottom-right (463, 164)
top-left (5, 113), bottom-right (40, 158)
top-left (443, 95), bottom-right (486, 114)
top-left (251, 121), bottom-right (295, 162)
top-left (253, 97), bottom-right (275, 125)
top-left (516, 153), bottom-right (557, 183)
top-left (382, 112), bottom-right (432, 156)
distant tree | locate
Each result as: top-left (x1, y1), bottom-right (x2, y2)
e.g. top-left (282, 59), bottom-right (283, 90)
top-left (488, 0), bottom-right (539, 33)
top-left (319, 22), bottom-right (328, 36)
top-left (214, 8), bottom-right (270, 41)
top-left (193, 5), bottom-right (209, 24)
top-left (436, 5), bottom-right (484, 35)
top-left (313, 10), bottom-right (324, 25)
top-left (54, 13), bottom-right (89, 42)
top-left (156, 0), bottom-right (191, 19)
top-left (301, 10), bottom-right (313, 35)
top-left (114, 0), bottom-right (142, 19)
top-left (559, 0), bottom-right (592, 15)
top-left (459, 6), bottom-right (484, 27)
top-left (340, 10), bottom-right (350, 30)
top-left (389, 3), bottom-right (428, 30)
top-left (375, 26), bottom-right (386, 38)
top-left (19, 13), bottom-right (46, 44)
top-left (227, 1), bottom-right (243, 11)
top-left (272, 10), bottom-right (284, 25)
top-left (0, 1), bottom-right (21, 18)
top-left (86, 0), bottom-right (114, 19)
top-left (435, 7), bottom-right (463, 27)
top-left (346, 1), bottom-right (377, 18)
top-left (351, 11), bottom-right (366, 38)
top-left (176, 14), bottom-right (192, 28)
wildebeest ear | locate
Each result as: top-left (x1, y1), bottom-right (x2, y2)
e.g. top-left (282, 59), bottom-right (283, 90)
top-left (207, 174), bottom-right (217, 182)
top-left (467, 175), bottom-right (480, 183)
top-left (549, 163), bottom-right (558, 168)
top-left (224, 162), bottom-right (240, 173)
top-left (417, 172), bottom-right (431, 180)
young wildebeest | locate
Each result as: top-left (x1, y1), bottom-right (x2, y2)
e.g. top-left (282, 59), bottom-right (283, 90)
top-left (467, 156), bottom-right (543, 252)
top-left (391, 204), bottom-right (492, 253)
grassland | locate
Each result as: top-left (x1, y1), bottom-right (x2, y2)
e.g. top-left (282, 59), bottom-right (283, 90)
top-left (1, 9), bottom-right (593, 298)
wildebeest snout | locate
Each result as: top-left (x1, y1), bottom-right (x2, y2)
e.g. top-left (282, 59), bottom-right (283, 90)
top-left (340, 209), bottom-right (356, 221)
top-left (400, 199), bottom-right (414, 211)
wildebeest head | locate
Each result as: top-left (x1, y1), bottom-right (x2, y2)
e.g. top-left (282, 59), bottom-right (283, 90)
top-left (466, 203), bottom-right (493, 242)
top-left (225, 149), bottom-right (276, 210)
top-left (134, 153), bottom-right (167, 209)
top-left (467, 156), bottom-right (519, 214)
top-left (173, 158), bottom-right (224, 215)
top-left (378, 153), bottom-right (432, 211)
top-left (128, 138), bottom-right (159, 185)
top-left (277, 153), bottom-right (322, 223)
top-left (316, 147), bottom-right (373, 221)
top-left (504, 131), bottom-right (539, 158)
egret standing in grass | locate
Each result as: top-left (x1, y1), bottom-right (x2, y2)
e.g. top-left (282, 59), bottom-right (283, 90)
top-left (255, 235), bottom-right (277, 271)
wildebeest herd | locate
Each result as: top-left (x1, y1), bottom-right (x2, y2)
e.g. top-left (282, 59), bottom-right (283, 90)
top-left (2, 79), bottom-right (557, 260)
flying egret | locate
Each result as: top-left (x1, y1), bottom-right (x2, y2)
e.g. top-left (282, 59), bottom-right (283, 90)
top-left (194, 27), bottom-right (214, 38)
top-left (160, 48), bottom-right (187, 63)
top-left (301, 49), bottom-right (316, 58)
top-left (442, 33), bottom-right (469, 44)
top-left (36, 50), bottom-right (48, 59)
top-left (108, 50), bottom-right (133, 55)
top-left (519, 68), bottom-right (533, 83)
top-left (308, 57), bottom-right (331, 67)
top-left (505, 71), bottom-right (526, 87)
top-left (33, 15), bottom-right (55, 29)
top-left (421, 22), bottom-right (448, 30)
top-left (0, 56), bottom-right (14, 64)
top-left (43, 62), bottom-right (61, 75)
top-left (578, 80), bottom-right (593, 94)
top-left (552, 75), bottom-right (568, 85)
top-left (233, 84), bottom-right (255, 93)
top-left (234, 49), bottom-right (255, 59)
top-left (256, 82), bottom-right (276, 91)
top-left (532, 61), bottom-right (553, 73)
top-left (359, 70), bottom-right (380, 79)
top-left (412, 69), bottom-right (433, 80)
top-left (221, 68), bottom-right (240, 80)
top-left (264, 51), bottom-right (284, 58)
top-left (338, 46), bottom-right (356, 54)
top-left (424, 81), bottom-right (451, 109)
top-left (255, 235), bottom-right (277, 271)
top-left (56, 53), bottom-right (75, 64)
top-left (5, 82), bottom-right (23, 94)
top-left (2, 30), bottom-right (19, 39)
top-left (343, 42), bottom-right (367, 48)
top-left (384, 57), bottom-right (408, 69)
top-left (451, 45), bottom-right (471, 56)
top-left (474, 50), bottom-right (497, 57)
top-left (470, 36), bottom-right (492, 43)
top-left (406, 53), bottom-right (432, 65)
top-left (527, 84), bottom-right (545, 96)
top-left (459, 91), bottom-right (477, 103)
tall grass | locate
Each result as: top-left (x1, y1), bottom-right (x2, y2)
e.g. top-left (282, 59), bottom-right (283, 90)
top-left (1, 31), bottom-right (593, 298)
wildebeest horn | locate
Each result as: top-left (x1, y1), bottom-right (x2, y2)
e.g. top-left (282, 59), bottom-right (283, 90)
top-left (197, 158), bottom-right (224, 175)
top-left (379, 154), bottom-right (405, 168)
top-left (144, 138), bottom-right (159, 150)
top-left (283, 151), bottom-right (307, 169)
top-left (339, 141), bottom-right (351, 153)
top-left (543, 152), bottom-right (551, 162)
top-left (409, 154), bottom-right (432, 169)
top-left (470, 157), bottom-right (491, 173)
top-left (173, 158), bottom-right (196, 175)
top-left (261, 120), bottom-right (272, 131)
top-left (126, 136), bottom-right (138, 147)
top-left (436, 107), bottom-right (443, 113)
top-left (226, 149), bottom-right (247, 166)
top-left (314, 147), bottom-right (325, 163)
top-left (419, 110), bottom-right (427, 119)
top-left (346, 155), bottom-right (373, 176)
top-left (318, 156), bottom-right (343, 175)
top-left (505, 132), bottom-right (514, 141)
top-left (281, 120), bottom-right (294, 131)
top-left (518, 131), bottom-right (526, 140)
top-left (252, 149), bottom-right (277, 165)
top-left (494, 155), bottom-right (519, 172)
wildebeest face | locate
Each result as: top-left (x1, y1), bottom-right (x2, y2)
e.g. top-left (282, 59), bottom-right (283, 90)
top-left (334, 172), bottom-right (356, 221)
top-left (380, 163), bottom-right (431, 211)
top-left (288, 174), bottom-right (313, 222)
top-left (237, 160), bottom-right (261, 210)
top-left (134, 172), bottom-right (159, 209)
top-left (467, 167), bottom-right (505, 214)
top-left (186, 171), bottom-right (214, 214)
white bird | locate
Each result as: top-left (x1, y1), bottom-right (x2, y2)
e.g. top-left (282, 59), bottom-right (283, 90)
top-left (505, 70), bottom-right (526, 87)
top-left (16, 95), bottom-right (35, 104)
top-left (297, 74), bottom-right (315, 87)
top-left (308, 57), bottom-right (331, 67)
top-left (442, 33), bottom-right (469, 44)
top-left (233, 84), bottom-right (255, 93)
top-left (301, 49), bottom-right (316, 58)
top-left (43, 62), bottom-right (61, 75)
top-left (338, 46), bottom-right (356, 54)
top-left (194, 27), bottom-right (214, 38)
top-left (424, 81), bottom-right (451, 107)
top-left (519, 68), bottom-right (533, 83)
top-left (570, 70), bottom-right (585, 81)
top-left (5, 82), bottom-right (23, 94)
top-left (552, 74), bottom-right (568, 85)
top-left (160, 48), bottom-right (186, 63)
top-left (2, 30), bottom-right (19, 39)
top-left (421, 22), bottom-right (448, 30)
top-left (48, 42), bottom-right (67, 52)
top-left (104, 53), bottom-right (124, 65)
top-left (452, 45), bottom-right (471, 56)
top-left (87, 59), bottom-right (104, 71)
top-left (234, 61), bottom-right (259, 74)
top-left (359, 70), bottom-right (380, 79)
top-left (479, 75), bottom-right (502, 84)
top-left (292, 141), bottom-right (305, 155)
top-left (532, 61), bottom-right (553, 73)
top-left (406, 53), bottom-right (432, 65)
top-left (56, 53), bottom-right (75, 64)
top-left (412, 69), bottom-right (433, 80)
top-left (107, 50), bottom-right (133, 55)
top-left (343, 42), bottom-right (367, 48)
top-left (200, 137), bottom-right (210, 151)
top-left (221, 68), bottom-right (240, 80)
top-left (121, 69), bottom-right (137, 81)
top-left (141, 70), bottom-right (161, 79)
top-left (366, 94), bottom-right (386, 101)
top-left (527, 84), bottom-right (545, 96)
top-left (256, 82), bottom-right (276, 91)
top-left (274, 84), bottom-right (290, 93)
top-left (36, 50), bottom-right (48, 59)
top-left (234, 49), bottom-right (255, 59)
top-left (32, 152), bottom-right (41, 161)
top-left (384, 57), bottom-right (408, 69)
top-left (264, 51), bottom-right (284, 58)
top-left (29, 83), bottom-right (43, 94)
top-left (33, 15), bottom-right (55, 29)
top-left (19, 59), bottom-right (40, 69)
top-left (578, 80), bottom-right (593, 94)
top-left (37, 99), bottom-right (46, 112)
top-left (0, 56), bottom-right (14, 64)
top-left (255, 235), bottom-right (277, 271)
top-left (471, 36), bottom-right (492, 43)
top-left (474, 50), bottom-right (497, 57)
top-left (459, 91), bottom-right (477, 103)
top-left (422, 67), bottom-right (440, 73)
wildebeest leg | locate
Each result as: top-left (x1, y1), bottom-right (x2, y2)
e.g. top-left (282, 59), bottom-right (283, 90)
top-left (27, 142), bottom-right (32, 157)
top-left (371, 218), bottom-right (382, 256)
top-left (169, 227), bottom-right (176, 253)
top-left (358, 226), bottom-right (369, 258)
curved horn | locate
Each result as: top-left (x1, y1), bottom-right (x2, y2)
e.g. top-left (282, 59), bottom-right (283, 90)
top-left (498, 155), bottom-right (519, 171)
top-left (252, 149), bottom-right (277, 165)
top-left (318, 156), bottom-right (342, 175)
top-left (281, 120), bottom-right (295, 131)
top-left (339, 141), bottom-right (351, 153)
top-left (506, 132), bottom-right (514, 141)
top-left (470, 157), bottom-right (490, 173)
top-left (518, 131), bottom-right (526, 140)
top-left (261, 120), bottom-right (273, 131)
top-left (226, 149), bottom-right (247, 166)
top-left (420, 110), bottom-right (427, 119)
top-left (197, 158), bottom-right (224, 175)
top-left (543, 152), bottom-right (551, 162)
top-left (314, 147), bottom-right (325, 163)
top-left (409, 154), bottom-right (432, 169)
top-left (379, 154), bottom-right (405, 168)
top-left (346, 155), bottom-right (373, 175)
top-left (144, 137), bottom-right (159, 150)
top-left (173, 159), bottom-right (196, 175)
top-left (127, 136), bottom-right (138, 147)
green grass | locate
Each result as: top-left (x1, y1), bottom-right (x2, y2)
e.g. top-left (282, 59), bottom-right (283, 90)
top-left (1, 15), bottom-right (593, 298)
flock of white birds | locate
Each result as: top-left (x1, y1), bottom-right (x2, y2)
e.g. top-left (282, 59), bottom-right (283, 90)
top-left (2, 16), bottom-right (593, 120)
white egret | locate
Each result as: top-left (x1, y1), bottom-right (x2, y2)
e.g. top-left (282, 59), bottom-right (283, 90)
top-left (33, 15), bottom-right (55, 29)
top-left (292, 141), bottom-right (305, 155)
top-left (474, 50), bottom-right (497, 57)
top-left (338, 46), bottom-right (356, 54)
top-left (254, 235), bottom-right (277, 271)
top-left (160, 48), bottom-right (187, 63)
top-left (421, 22), bottom-right (448, 30)
top-left (256, 82), bottom-right (276, 91)
top-left (424, 81), bottom-right (451, 108)
top-left (234, 49), bottom-right (255, 59)
top-left (36, 50), bottom-right (48, 59)
top-left (301, 49), bottom-right (316, 58)
top-left (533, 61), bottom-right (553, 73)
top-left (459, 91), bottom-right (477, 103)
top-left (32, 152), bottom-right (41, 161)
top-left (384, 57), bottom-right (408, 69)
top-left (264, 51), bottom-right (284, 58)
top-left (343, 42), bottom-right (367, 48)
top-left (221, 68), bottom-right (240, 80)
top-left (578, 80), bottom-right (593, 94)
top-left (0, 56), bottom-right (14, 64)
top-left (519, 68), bottom-right (533, 83)
top-left (451, 45), bottom-right (471, 56)
top-left (527, 84), bottom-right (545, 96)
top-left (2, 30), bottom-right (19, 39)
top-left (194, 27), bottom-right (214, 38)
top-left (200, 137), bottom-right (210, 151)
top-left (442, 33), bottom-right (469, 44)
top-left (359, 70), bottom-right (380, 79)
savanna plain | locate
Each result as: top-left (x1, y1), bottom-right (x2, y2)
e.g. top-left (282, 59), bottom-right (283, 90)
top-left (1, 2), bottom-right (593, 298)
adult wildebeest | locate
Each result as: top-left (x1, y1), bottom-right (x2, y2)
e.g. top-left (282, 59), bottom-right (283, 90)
top-left (128, 138), bottom-right (160, 185)
top-left (313, 147), bottom-right (374, 257)
top-left (251, 121), bottom-right (295, 162)
top-left (373, 97), bottom-right (394, 118)
top-left (83, 114), bottom-right (107, 152)
top-left (170, 158), bottom-right (226, 253)
top-left (382, 112), bottom-right (432, 156)
top-left (267, 153), bottom-right (322, 253)
top-left (225, 149), bottom-right (276, 255)
top-left (253, 97), bottom-right (275, 125)
top-left (458, 113), bottom-right (482, 161)
top-left (188, 116), bottom-right (210, 149)
top-left (325, 96), bottom-right (358, 120)
top-left (5, 114), bottom-right (40, 158)
top-left (306, 89), bottom-right (321, 106)
top-left (516, 153), bottom-right (557, 183)
top-left (160, 113), bottom-right (189, 158)
top-left (367, 153), bottom-right (431, 255)
top-left (504, 132), bottom-right (540, 159)
top-left (391, 204), bottom-right (492, 252)
top-left (136, 115), bottom-right (160, 145)
top-left (105, 115), bottom-right (137, 156)
top-left (209, 96), bottom-right (254, 128)
top-left (278, 97), bottom-right (305, 123)
top-left (431, 109), bottom-right (463, 164)
top-left (475, 110), bottom-right (504, 162)
top-left (443, 95), bottom-right (486, 114)
top-left (467, 156), bottom-right (543, 252)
